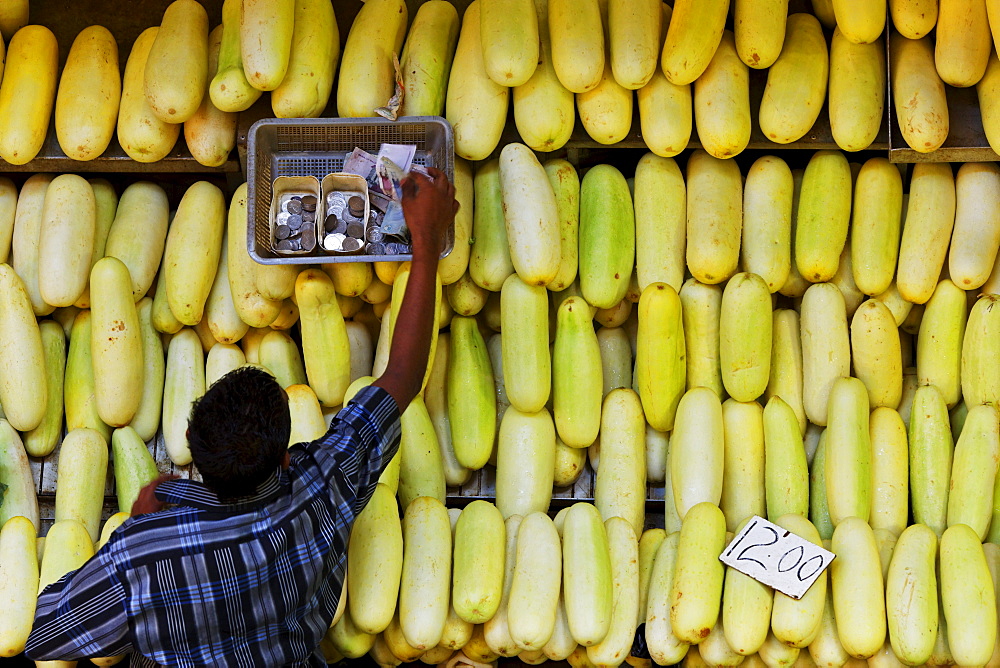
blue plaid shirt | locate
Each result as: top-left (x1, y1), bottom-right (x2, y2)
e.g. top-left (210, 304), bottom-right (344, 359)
top-left (25, 385), bottom-right (401, 667)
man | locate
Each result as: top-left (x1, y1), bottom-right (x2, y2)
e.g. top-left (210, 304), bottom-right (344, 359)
top-left (24, 168), bottom-right (457, 667)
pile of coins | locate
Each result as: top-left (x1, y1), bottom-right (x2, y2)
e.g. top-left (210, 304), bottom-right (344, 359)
top-left (274, 194), bottom-right (317, 252)
top-left (323, 192), bottom-right (368, 252)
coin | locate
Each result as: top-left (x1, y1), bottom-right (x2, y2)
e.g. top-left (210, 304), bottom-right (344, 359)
top-left (302, 195), bottom-right (317, 212)
top-left (324, 233), bottom-right (346, 251)
top-left (325, 214), bottom-right (340, 233)
top-left (276, 211), bottom-right (291, 226)
top-left (288, 214), bottom-right (303, 230)
top-left (342, 237), bottom-right (362, 252)
top-left (346, 223), bottom-right (365, 239)
top-left (276, 224), bottom-right (290, 240)
top-left (367, 242), bottom-right (386, 255)
top-left (302, 227), bottom-right (316, 247)
top-left (276, 239), bottom-right (294, 251)
top-left (302, 210), bottom-right (315, 224)
top-left (348, 196), bottom-right (365, 216)
top-left (367, 227), bottom-right (384, 243)
top-left (342, 210), bottom-right (361, 224)
top-left (286, 199), bottom-right (303, 215)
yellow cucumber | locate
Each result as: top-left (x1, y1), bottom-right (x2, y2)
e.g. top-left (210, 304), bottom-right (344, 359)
top-left (686, 150), bottom-right (743, 285)
top-left (54, 428), bottom-right (108, 543)
top-left (0, 421), bottom-right (38, 531)
top-left (495, 405), bottom-right (555, 519)
top-left (661, 0), bottom-right (728, 85)
top-left (949, 162), bottom-right (1000, 290)
top-left (270, 299), bottom-right (299, 332)
top-left (679, 279), bottom-right (724, 399)
top-left (597, 326), bottom-right (631, 398)
top-left (347, 483), bottom-right (401, 635)
top-left (548, 0), bottom-right (603, 92)
top-left (771, 515), bottom-right (826, 648)
top-left (891, 34), bottom-right (949, 153)
top-left (830, 243), bottom-right (864, 319)
top-left (162, 328), bottom-right (205, 466)
top-left (254, 263), bottom-right (299, 304)
top-left (766, 309), bottom-right (806, 435)
top-left (978, 52), bottom-right (1000, 157)
top-left (555, 437), bottom-right (586, 486)
top-left (761, 632), bottom-right (801, 668)
top-left (940, 524), bottom-right (997, 666)
top-left (397, 396), bottom-right (446, 508)
top-left (721, 399), bottom-right (766, 532)
top-left (935, 0), bottom-right (991, 87)
top-left (758, 14), bottom-right (829, 145)
top-left (479, 0), bottom-right (537, 87)
top-left (163, 181), bottom-right (226, 326)
top-left (509, 512), bottom-right (562, 651)
top-left (399, 497), bottom-right (451, 650)
top-left (829, 32), bottom-right (886, 152)
top-left (209, 0), bottom-right (262, 112)
top-left (0, 516), bottom-right (38, 657)
top-left (885, 524), bottom-right (938, 666)
top-left (0, 25), bottom-right (57, 165)
top-left (38, 519), bottom-right (93, 595)
top-left (329, 609), bottom-right (375, 659)
top-left (908, 385), bottom-right (953, 536)
top-left (241, 0), bottom-right (295, 92)
top-left (671, 502), bottom-right (727, 645)
top-left (983, 543), bottom-right (1000, 668)
top-left (453, 501), bottom-right (505, 624)
top-left (464, 624), bottom-right (500, 662)
top-left (152, 271), bottom-right (182, 336)
top-left (962, 293), bottom-right (1000, 409)
top-left (104, 182), bottom-right (169, 301)
top-left (543, 159), bottom-right (580, 292)
top-left (763, 396), bottom-right (809, 520)
top-left (579, 164), bottom-right (635, 309)
top-left (513, 0), bottom-right (574, 153)
top-left (875, 283), bottom-right (913, 329)
top-left (694, 31), bottom-right (750, 159)
top-left (227, 186), bottom-right (282, 328)
top-left (831, 0), bottom-right (885, 44)
top-left (639, 528), bottom-right (667, 621)
top-left (204, 240), bottom-right (248, 345)
top-left (144, 0), bottom-right (208, 123)
top-left (129, 298), bottom-right (165, 442)
top-left (64, 311), bottom-right (110, 443)
top-left (0, 2), bottom-right (26, 40)
top-left (795, 151), bottom-right (852, 283)
top-left (587, 517), bottom-right (640, 665)
top-left (11, 174), bottom-right (54, 317)
top-left (258, 330), bottom-right (306, 388)
top-left (647, 532), bottom-right (690, 664)
top-left (543, 595), bottom-right (577, 661)
top-left (286, 384), bottom-right (325, 445)
top-left (830, 518), bottom-right (886, 658)
top-left (869, 408), bottom-right (908, 537)
top-left (735, 0), bottom-right (788, 69)
top-left (890, 0), bottom-right (937, 38)
top-left (851, 158), bottom-right (902, 295)
top-left (850, 300), bottom-right (902, 409)
top-left (779, 169), bottom-right (810, 299)
top-left (723, 518), bottom-right (774, 655)
top-left (563, 503), bottom-right (614, 647)
top-left (947, 404), bottom-right (1000, 540)
top-left (645, 423), bottom-right (667, 485)
top-left (607, 0), bottom-right (659, 89)
top-left (447, 316), bottom-right (494, 470)
top-left (399, 1), bottom-right (459, 117)
top-left (635, 282), bottom-right (685, 431)
top-left (55, 25), bottom-right (121, 161)
top-left (446, 2), bottom-right (509, 161)
top-left (742, 156), bottom-right (793, 292)
top-left (553, 297), bottom-right (602, 448)
top-left (470, 160), bottom-right (514, 291)
top-left (500, 274), bottom-right (550, 413)
top-left (671, 388), bottom-right (725, 520)
top-left (633, 154), bottom-right (685, 293)
top-left (807, 545), bottom-right (849, 668)
top-left (184, 25), bottom-right (237, 168)
top-left (825, 377), bottom-right (872, 526)
top-left (118, 28), bottom-right (180, 162)
top-left (422, 332), bottom-right (467, 486)
top-left (700, 617), bottom-right (749, 667)
top-left (637, 68), bottom-right (692, 158)
top-left (22, 321), bottom-right (65, 458)
top-left (499, 143), bottom-right (561, 286)
top-left (594, 389), bottom-right (646, 536)
top-left (482, 513), bottom-right (523, 658)
top-left (111, 426), bottom-right (157, 515)
top-left (720, 273), bottom-right (772, 402)
top-left (270, 0), bottom-right (339, 118)
top-left (295, 269), bottom-right (351, 407)
top-left (38, 175), bottom-right (96, 308)
top-left (90, 257), bottom-right (143, 427)
top-left (800, 282), bottom-right (850, 426)
top-left (575, 12), bottom-right (632, 147)
top-left (0, 179), bottom-right (14, 264)
top-left (897, 163), bottom-right (956, 304)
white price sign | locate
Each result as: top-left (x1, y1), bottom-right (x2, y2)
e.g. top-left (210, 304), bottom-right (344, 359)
top-left (719, 516), bottom-right (835, 600)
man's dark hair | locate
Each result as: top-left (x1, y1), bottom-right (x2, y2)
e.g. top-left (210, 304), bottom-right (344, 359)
top-left (187, 366), bottom-right (291, 501)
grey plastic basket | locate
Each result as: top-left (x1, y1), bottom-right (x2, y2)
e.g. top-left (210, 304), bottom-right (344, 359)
top-left (247, 116), bottom-right (455, 265)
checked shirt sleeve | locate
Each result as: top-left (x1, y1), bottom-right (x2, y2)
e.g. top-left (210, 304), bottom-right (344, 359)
top-left (310, 384), bottom-right (402, 514)
top-left (25, 550), bottom-right (132, 661)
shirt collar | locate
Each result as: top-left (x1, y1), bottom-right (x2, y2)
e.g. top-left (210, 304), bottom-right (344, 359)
top-left (154, 469), bottom-right (285, 512)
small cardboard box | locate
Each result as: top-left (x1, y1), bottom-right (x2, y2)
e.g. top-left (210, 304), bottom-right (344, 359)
top-left (320, 173), bottom-right (370, 256)
top-left (269, 176), bottom-right (321, 255)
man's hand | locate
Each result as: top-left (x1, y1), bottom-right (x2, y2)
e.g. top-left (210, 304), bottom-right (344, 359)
top-left (131, 474), bottom-right (178, 517)
top-left (400, 167), bottom-right (458, 256)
